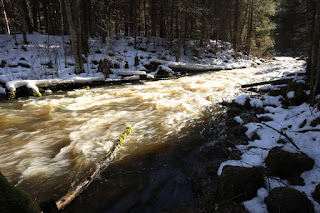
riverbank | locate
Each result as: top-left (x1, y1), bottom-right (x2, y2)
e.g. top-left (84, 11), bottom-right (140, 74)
top-left (0, 33), bottom-right (263, 100)
top-left (182, 65), bottom-right (320, 212)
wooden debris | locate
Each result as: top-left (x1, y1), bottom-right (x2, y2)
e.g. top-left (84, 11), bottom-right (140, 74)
top-left (42, 126), bottom-right (133, 212)
top-left (241, 79), bottom-right (293, 88)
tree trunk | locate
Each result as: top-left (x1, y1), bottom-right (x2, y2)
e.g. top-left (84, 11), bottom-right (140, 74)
top-left (233, 0), bottom-right (240, 57)
top-left (59, 0), bottom-right (67, 68)
top-left (246, 0), bottom-right (254, 57)
top-left (64, 0), bottom-right (83, 74)
top-left (311, 0), bottom-right (320, 102)
top-left (0, 0), bottom-right (10, 35)
top-left (169, 0), bottom-right (174, 48)
top-left (81, 0), bottom-right (90, 55)
top-left (31, 0), bottom-right (39, 32)
top-left (238, 0), bottom-right (250, 49)
top-left (144, 0), bottom-right (148, 36)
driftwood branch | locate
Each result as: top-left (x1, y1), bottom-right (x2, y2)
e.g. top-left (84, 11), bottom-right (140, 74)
top-left (42, 126), bottom-right (133, 212)
top-left (257, 123), bottom-right (300, 150)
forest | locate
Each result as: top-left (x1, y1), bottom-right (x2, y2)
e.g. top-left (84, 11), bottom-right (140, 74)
top-left (1, 0), bottom-right (319, 98)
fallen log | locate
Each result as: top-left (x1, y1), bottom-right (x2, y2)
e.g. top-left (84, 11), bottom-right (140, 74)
top-left (41, 126), bottom-right (133, 213)
top-left (167, 64), bottom-right (225, 72)
top-left (241, 78), bottom-right (293, 88)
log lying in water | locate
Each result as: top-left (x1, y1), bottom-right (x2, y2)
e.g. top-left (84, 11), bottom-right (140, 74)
top-left (41, 126), bottom-right (133, 213)
top-left (241, 78), bottom-right (293, 88)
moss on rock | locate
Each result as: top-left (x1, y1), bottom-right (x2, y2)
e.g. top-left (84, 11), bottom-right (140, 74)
top-left (218, 166), bottom-right (264, 203)
top-left (265, 147), bottom-right (314, 180)
top-left (0, 172), bottom-right (35, 213)
top-left (265, 187), bottom-right (315, 213)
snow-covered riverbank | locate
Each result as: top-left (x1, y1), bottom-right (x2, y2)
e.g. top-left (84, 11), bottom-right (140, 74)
top-left (215, 57), bottom-right (320, 212)
top-left (0, 33), bottom-right (263, 98)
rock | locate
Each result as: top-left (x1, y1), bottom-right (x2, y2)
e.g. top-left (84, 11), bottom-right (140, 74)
top-left (18, 62), bottom-right (31, 68)
top-left (41, 61), bottom-right (53, 68)
top-left (276, 139), bottom-right (287, 144)
top-left (226, 118), bottom-right (239, 127)
top-left (258, 116), bottom-right (273, 122)
top-left (0, 172), bottom-right (35, 213)
top-left (0, 60), bottom-right (6, 68)
top-left (201, 143), bottom-right (231, 161)
top-left (218, 166), bottom-right (264, 203)
top-left (215, 202), bottom-right (248, 213)
top-left (265, 147), bottom-right (314, 182)
top-left (265, 187), bottom-right (315, 213)
top-left (91, 60), bottom-right (99, 65)
top-left (227, 107), bottom-right (242, 116)
top-left (311, 117), bottom-right (320, 127)
top-left (138, 47), bottom-right (147, 52)
top-left (226, 125), bottom-right (248, 137)
top-left (312, 183), bottom-right (320, 204)
top-left (268, 87), bottom-right (287, 97)
top-left (287, 82), bottom-right (310, 105)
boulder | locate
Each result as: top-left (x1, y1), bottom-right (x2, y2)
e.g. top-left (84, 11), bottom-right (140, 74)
top-left (201, 143), bottom-right (231, 161)
top-left (286, 82), bottom-right (310, 105)
top-left (312, 183), bottom-right (320, 204)
top-left (0, 172), bottom-right (35, 213)
top-left (265, 147), bottom-right (314, 182)
top-left (0, 60), bottom-right (6, 68)
top-left (218, 166), bottom-right (264, 203)
top-left (265, 187), bottom-right (315, 213)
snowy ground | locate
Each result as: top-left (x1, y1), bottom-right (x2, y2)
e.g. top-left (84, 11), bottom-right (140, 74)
top-left (218, 60), bottom-right (320, 212)
top-left (0, 33), bottom-right (260, 96)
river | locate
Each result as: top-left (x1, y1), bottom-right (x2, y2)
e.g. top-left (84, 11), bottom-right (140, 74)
top-left (0, 57), bottom-right (304, 211)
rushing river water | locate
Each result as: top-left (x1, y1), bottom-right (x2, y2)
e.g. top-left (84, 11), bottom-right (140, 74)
top-left (0, 58), bottom-right (304, 211)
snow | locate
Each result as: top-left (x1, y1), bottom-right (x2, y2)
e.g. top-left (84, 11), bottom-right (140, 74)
top-left (0, 34), bottom-right (261, 96)
top-left (218, 85), bottom-right (320, 212)
top-left (287, 91), bottom-right (295, 99)
top-left (250, 98), bottom-right (264, 108)
top-left (262, 95), bottom-right (282, 107)
top-left (243, 188), bottom-right (269, 213)
top-left (235, 94), bottom-right (249, 106)
top-left (234, 116), bottom-right (244, 124)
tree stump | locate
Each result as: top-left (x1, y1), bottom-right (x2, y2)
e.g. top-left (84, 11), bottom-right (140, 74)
top-left (97, 58), bottom-right (112, 78)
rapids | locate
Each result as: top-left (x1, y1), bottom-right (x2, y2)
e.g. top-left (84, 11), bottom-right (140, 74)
top-left (0, 58), bottom-right (304, 204)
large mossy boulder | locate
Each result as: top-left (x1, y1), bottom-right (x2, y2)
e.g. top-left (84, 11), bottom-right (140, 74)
top-left (0, 172), bottom-right (35, 213)
top-left (218, 166), bottom-right (264, 203)
top-left (265, 187), bottom-right (315, 213)
top-left (265, 147), bottom-right (314, 180)
top-left (312, 183), bottom-right (320, 204)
